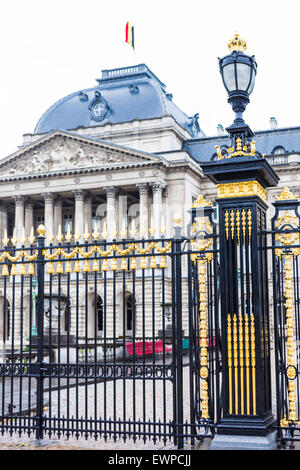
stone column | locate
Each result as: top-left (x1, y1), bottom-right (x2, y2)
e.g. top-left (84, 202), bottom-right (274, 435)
top-left (24, 199), bottom-right (34, 240)
top-left (105, 187), bottom-right (118, 240)
top-left (151, 182), bottom-right (165, 238)
top-left (13, 196), bottom-right (25, 243)
top-left (118, 193), bottom-right (128, 237)
top-left (0, 202), bottom-right (8, 241)
top-left (162, 186), bottom-right (169, 237)
top-left (84, 194), bottom-right (93, 234)
top-left (73, 190), bottom-right (86, 240)
top-left (137, 183), bottom-right (149, 237)
top-left (42, 193), bottom-right (55, 240)
top-left (54, 197), bottom-right (63, 236)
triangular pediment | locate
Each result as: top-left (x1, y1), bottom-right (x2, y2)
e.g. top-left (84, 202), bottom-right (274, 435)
top-left (0, 130), bottom-right (160, 177)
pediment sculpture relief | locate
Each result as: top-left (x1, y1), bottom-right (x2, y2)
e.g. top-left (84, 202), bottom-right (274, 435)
top-left (0, 136), bottom-right (147, 176)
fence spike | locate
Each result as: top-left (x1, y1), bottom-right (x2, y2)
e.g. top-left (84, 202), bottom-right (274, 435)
top-left (140, 220), bottom-right (147, 238)
top-left (92, 225), bottom-right (99, 241)
top-left (28, 226), bottom-right (35, 244)
top-left (65, 223), bottom-right (72, 242)
top-left (111, 221), bottom-right (118, 239)
top-left (149, 217), bottom-right (156, 236)
top-left (2, 229), bottom-right (9, 246)
top-left (130, 218), bottom-right (138, 238)
top-left (160, 216), bottom-right (166, 236)
top-left (120, 218), bottom-right (127, 238)
top-left (21, 227), bottom-right (27, 245)
top-left (84, 222), bottom-right (90, 241)
top-left (11, 227), bottom-right (18, 245)
top-left (101, 221), bottom-right (108, 240)
top-left (57, 224), bottom-right (63, 242)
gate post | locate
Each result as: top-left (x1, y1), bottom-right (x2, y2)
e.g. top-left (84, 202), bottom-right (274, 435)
top-left (201, 142), bottom-right (279, 449)
top-left (35, 224), bottom-right (46, 441)
top-left (173, 219), bottom-right (184, 449)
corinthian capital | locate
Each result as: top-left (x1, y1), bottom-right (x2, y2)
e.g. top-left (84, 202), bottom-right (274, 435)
top-left (105, 186), bottom-right (118, 198)
top-left (150, 181), bottom-right (166, 193)
top-left (72, 189), bottom-right (87, 201)
top-left (42, 192), bottom-right (55, 203)
top-left (12, 195), bottom-right (25, 206)
top-left (136, 183), bottom-right (149, 195)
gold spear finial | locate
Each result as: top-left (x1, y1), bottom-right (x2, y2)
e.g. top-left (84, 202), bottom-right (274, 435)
top-left (111, 220), bottom-right (118, 239)
top-left (228, 32), bottom-right (247, 53)
top-left (83, 222), bottom-right (90, 241)
top-left (10, 228), bottom-right (17, 246)
top-left (28, 226), bottom-right (35, 245)
top-left (56, 224), bottom-right (63, 242)
top-left (129, 218), bottom-right (138, 238)
top-left (101, 220), bottom-right (108, 240)
top-left (92, 224), bottom-right (99, 241)
top-left (140, 220), bottom-right (147, 238)
top-left (160, 216), bottom-right (167, 236)
top-left (149, 217), bottom-right (156, 236)
top-left (21, 227), bottom-right (27, 245)
top-left (120, 218), bottom-right (127, 239)
top-left (2, 229), bottom-right (9, 246)
top-left (65, 223), bottom-right (72, 242)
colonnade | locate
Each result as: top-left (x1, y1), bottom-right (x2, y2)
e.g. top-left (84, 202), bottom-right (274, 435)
top-left (0, 181), bottom-right (168, 243)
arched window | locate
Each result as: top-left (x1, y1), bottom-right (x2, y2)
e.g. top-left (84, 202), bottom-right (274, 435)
top-left (272, 146), bottom-right (286, 155)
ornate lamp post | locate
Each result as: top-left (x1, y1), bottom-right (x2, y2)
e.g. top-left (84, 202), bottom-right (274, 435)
top-left (201, 34), bottom-right (279, 450)
top-left (219, 34), bottom-right (257, 141)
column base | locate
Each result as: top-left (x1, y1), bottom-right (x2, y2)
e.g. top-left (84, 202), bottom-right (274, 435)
top-left (210, 431), bottom-right (277, 450)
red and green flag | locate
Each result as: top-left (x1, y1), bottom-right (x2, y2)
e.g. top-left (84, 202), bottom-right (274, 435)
top-left (125, 22), bottom-right (134, 49)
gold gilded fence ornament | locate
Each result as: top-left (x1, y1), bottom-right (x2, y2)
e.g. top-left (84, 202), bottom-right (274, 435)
top-left (190, 195), bottom-right (214, 420)
top-left (215, 138), bottom-right (256, 160)
top-left (280, 253), bottom-right (297, 426)
top-left (275, 187), bottom-right (299, 201)
top-left (0, 221), bottom-right (172, 276)
top-left (273, 197), bottom-right (300, 426)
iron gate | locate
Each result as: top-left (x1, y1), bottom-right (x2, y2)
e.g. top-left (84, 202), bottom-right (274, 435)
top-left (0, 217), bottom-right (220, 448)
top-left (268, 192), bottom-right (300, 447)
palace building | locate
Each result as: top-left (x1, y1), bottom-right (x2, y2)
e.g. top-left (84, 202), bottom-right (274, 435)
top-left (0, 63), bottom-right (299, 343)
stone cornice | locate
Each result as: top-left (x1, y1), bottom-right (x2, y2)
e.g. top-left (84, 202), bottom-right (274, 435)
top-left (0, 160), bottom-right (166, 183)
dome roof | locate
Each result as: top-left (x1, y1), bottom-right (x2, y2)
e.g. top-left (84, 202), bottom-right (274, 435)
top-left (34, 64), bottom-right (204, 138)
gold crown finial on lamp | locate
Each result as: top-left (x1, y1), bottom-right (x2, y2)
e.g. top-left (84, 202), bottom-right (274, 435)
top-left (228, 32), bottom-right (247, 52)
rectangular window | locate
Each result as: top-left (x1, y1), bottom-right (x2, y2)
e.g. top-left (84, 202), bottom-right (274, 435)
top-left (63, 213), bottom-right (73, 233)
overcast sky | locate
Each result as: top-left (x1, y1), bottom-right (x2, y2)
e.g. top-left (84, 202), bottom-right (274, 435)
top-left (0, 0), bottom-right (299, 159)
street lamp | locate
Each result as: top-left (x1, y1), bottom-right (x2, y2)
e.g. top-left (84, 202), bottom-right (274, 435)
top-left (218, 33), bottom-right (257, 149)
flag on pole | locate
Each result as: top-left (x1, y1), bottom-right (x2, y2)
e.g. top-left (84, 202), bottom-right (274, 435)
top-left (125, 22), bottom-right (135, 49)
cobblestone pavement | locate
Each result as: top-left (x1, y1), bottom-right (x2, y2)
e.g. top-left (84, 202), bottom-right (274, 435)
top-left (0, 435), bottom-right (209, 450)
top-left (0, 366), bottom-right (211, 450)
top-left (0, 346), bottom-right (296, 451)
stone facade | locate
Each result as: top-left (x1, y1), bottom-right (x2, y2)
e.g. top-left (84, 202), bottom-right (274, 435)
top-left (0, 64), bottom-right (299, 346)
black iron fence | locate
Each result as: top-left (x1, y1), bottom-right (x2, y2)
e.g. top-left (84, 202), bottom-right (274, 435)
top-left (0, 220), bottom-right (220, 448)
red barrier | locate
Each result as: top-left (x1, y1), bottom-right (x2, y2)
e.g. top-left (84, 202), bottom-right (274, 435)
top-left (125, 340), bottom-right (172, 356)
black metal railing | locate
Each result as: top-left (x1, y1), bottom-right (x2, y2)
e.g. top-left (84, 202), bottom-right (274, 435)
top-left (0, 224), bottom-right (220, 448)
